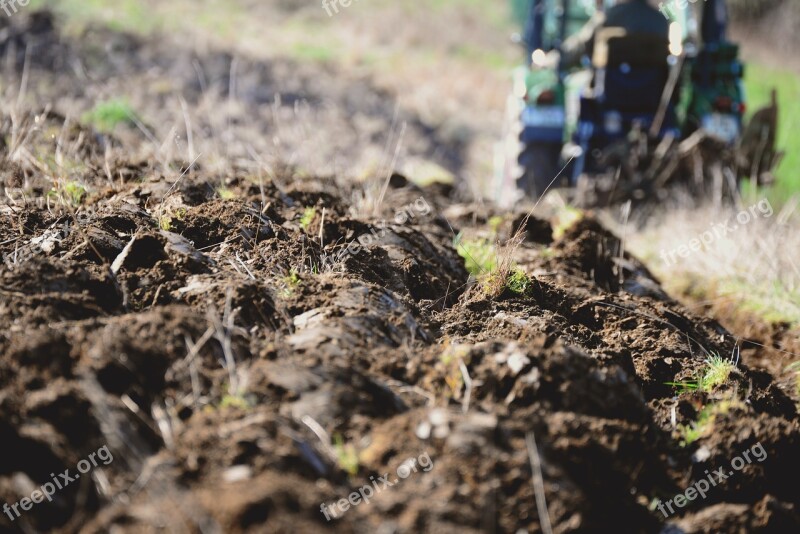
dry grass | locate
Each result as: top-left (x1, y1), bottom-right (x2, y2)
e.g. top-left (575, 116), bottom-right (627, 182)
top-left (29, 0), bottom-right (517, 193)
top-left (628, 199), bottom-right (800, 326)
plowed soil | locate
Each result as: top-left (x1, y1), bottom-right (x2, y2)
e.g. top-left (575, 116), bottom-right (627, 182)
top-left (1, 9), bottom-right (799, 534)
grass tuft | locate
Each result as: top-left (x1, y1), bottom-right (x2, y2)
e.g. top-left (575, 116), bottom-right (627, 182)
top-left (679, 398), bottom-right (742, 446)
top-left (666, 354), bottom-right (737, 393)
top-left (454, 234), bottom-right (497, 277)
top-left (217, 187), bottom-right (236, 200)
top-left (507, 267), bottom-right (533, 295)
top-left (333, 434), bottom-right (359, 477)
top-left (299, 207), bottom-right (317, 232)
top-left (219, 393), bottom-right (251, 410)
top-left (82, 99), bottom-right (137, 132)
top-left (279, 269), bottom-right (302, 298)
top-left (48, 181), bottom-right (86, 207)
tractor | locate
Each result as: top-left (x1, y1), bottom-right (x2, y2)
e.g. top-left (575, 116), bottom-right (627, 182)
top-left (497, 0), bottom-right (780, 207)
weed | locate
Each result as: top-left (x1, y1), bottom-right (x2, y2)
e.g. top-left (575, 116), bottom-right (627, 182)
top-left (481, 266), bottom-right (533, 297)
top-left (219, 393), bottom-right (251, 410)
top-left (438, 343), bottom-right (470, 399)
top-left (333, 434), bottom-right (359, 477)
top-left (507, 267), bottom-right (533, 295)
top-left (679, 398), bottom-right (742, 445)
top-left (64, 181), bottom-right (86, 206)
top-left (217, 187), bottom-right (236, 200)
top-left (454, 233), bottom-right (534, 298)
top-left (454, 234), bottom-right (497, 277)
top-left (159, 207), bottom-right (186, 231)
top-left (666, 354), bottom-right (737, 393)
top-left (553, 206), bottom-right (583, 239)
top-left (299, 207), bottom-right (317, 232)
top-left (701, 354), bottom-right (738, 390)
top-left (488, 215), bottom-right (504, 234)
top-left (82, 99), bottom-right (137, 132)
top-left (279, 269), bottom-right (302, 298)
top-left (48, 181), bottom-right (86, 207)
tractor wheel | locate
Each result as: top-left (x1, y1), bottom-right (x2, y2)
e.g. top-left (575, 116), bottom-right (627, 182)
top-left (518, 143), bottom-right (561, 199)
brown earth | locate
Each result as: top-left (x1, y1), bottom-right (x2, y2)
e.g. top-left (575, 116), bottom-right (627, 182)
top-left (1, 9), bottom-right (799, 534)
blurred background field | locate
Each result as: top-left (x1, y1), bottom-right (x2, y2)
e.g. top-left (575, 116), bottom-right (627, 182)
top-left (28, 0), bottom-right (800, 196)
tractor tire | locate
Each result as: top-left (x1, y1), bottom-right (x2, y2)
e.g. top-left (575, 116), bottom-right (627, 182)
top-left (518, 143), bottom-right (561, 199)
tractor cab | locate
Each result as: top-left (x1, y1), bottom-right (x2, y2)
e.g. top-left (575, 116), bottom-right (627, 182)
top-left (569, 0), bottom-right (690, 180)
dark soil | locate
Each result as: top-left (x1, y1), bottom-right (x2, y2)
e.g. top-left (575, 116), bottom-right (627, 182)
top-left (1, 10), bottom-right (798, 534)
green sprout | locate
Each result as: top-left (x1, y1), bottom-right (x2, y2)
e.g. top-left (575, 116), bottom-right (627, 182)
top-left (279, 269), bottom-right (302, 297)
top-left (64, 181), bottom-right (86, 206)
top-left (159, 207), bottom-right (187, 230)
top-left (507, 267), bottom-right (533, 295)
top-left (49, 181), bottom-right (86, 207)
top-left (219, 393), bottom-right (251, 410)
top-left (82, 99), bottom-right (137, 132)
top-left (454, 234), bottom-right (535, 298)
top-left (299, 207), bottom-right (317, 232)
top-left (679, 398), bottom-right (741, 446)
top-left (438, 343), bottom-right (470, 399)
top-left (217, 187), bottom-right (236, 200)
top-left (666, 354), bottom-right (737, 393)
top-left (333, 434), bottom-right (359, 477)
top-left (553, 205), bottom-right (583, 239)
top-left (454, 234), bottom-right (497, 277)
top-left (488, 215), bottom-right (504, 234)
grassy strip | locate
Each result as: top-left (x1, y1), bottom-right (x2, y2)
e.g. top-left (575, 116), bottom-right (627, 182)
top-left (743, 63), bottom-right (800, 198)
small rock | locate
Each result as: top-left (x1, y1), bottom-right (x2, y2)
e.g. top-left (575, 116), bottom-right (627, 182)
top-left (692, 446), bottom-right (711, 463)
top-left (222, 465), bottom-right (252, 483)
top-left (416, 420), bottom-right (432, 440)
top-left (429, 408), bottom-right (448, 427)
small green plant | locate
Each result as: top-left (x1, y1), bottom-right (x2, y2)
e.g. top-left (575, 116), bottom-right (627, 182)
top-left (333, 434), bottom-right (359, 477)
top-left (279, 269), bottom-right (302, 297)
top-left (217, 187), bottom-right (236, 200)
top-left (553, 205), bottom-right (583, 239)
top-left (454, 234), bottom-right (497, 277)
top-left (49, 181), bottom-right (87, 207)
top-left (488, 215), bottom-right (504, 234)
top-left (454, 235), bottom-right (534, 298)
top-left (219, 393), bottom-right (251, 410)
top-left (438, 342), bottom-right (470, 399)
top-left (679, 398), bottom-right (741, 445)
top-left (299, 207), bottom-right (317, 232)
top-left (507, 267), bottom-right (533, 295)
top-left (63, 181), bottom-right (86, 206)
top-left (667, 354), bottom-right (737, 393)
top-left (159, 207), bottom-right (187, 231)
top-left (82, 99), bottom-right (137, 132)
